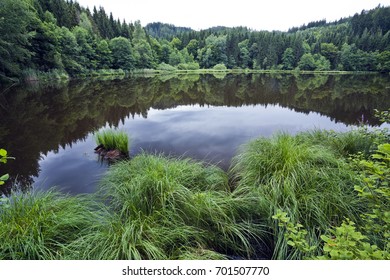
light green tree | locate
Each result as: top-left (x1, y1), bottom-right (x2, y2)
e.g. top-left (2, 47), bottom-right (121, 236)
top-left (109, 37), bottom-right (135, 70)
top-left (186, 39), bottom-right (199, 59)
top-left (0, 0), bottom-right (36, 77)
top-left (320, 42), bottom-right (338, 68)
top-left (58, 27), bottom-right (83, 75)
top-left (96, 39), bottom-right (112, 69)
top-left (198, 35), bottom-right (227, 68)
top-left (238, 40), bottom-right (250, 68)
top-left (297, 53), bottom-right (317, 70)
top-left (132, 21), bottom-right (156, 69)
top-left (282, 48), bottom-right (295, 70)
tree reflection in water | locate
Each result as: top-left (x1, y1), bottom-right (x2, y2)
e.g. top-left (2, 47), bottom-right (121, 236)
top-left (1, 73), bottom-right (389, 195)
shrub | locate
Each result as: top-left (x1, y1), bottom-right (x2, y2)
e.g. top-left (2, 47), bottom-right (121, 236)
top-left (177, 63), bottom-right (200, 70)
top-left (212, 64), bottom-right (227, 71)
top-left (157, 63), bottom-right (177, 72)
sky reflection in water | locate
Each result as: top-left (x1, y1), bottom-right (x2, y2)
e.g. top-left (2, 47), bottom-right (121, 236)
top-left (34, 104), bottom-right (350, 194)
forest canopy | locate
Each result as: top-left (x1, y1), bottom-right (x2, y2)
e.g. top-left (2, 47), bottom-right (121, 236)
top-left (1, 0), bottom-right (390, 80)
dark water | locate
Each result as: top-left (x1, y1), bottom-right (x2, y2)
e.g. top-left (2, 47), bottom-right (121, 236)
top-left (1, 73), bottom-right (389, 195)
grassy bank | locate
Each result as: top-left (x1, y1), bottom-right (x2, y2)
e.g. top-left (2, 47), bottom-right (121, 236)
top-left (17, 67), bottom-right (377, 83)
top-left (0, 128), bottom-right (388, 260)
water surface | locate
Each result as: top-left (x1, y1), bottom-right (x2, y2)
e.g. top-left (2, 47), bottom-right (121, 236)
top-left (1, 73), bottom-right (389, 195)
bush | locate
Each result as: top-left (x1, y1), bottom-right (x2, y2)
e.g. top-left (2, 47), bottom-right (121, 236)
top-left (157, 63), bottom-right (177, 71)
top-left (177, 62), bottom-right (200, 70)
top-left (212, 64), bottom-right (227, 71)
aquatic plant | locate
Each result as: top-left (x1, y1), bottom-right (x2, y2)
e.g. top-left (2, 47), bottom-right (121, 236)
top-left (230, 132), bottom-right (364, 259)
top-left (94, 129), bottom-right (130, 154)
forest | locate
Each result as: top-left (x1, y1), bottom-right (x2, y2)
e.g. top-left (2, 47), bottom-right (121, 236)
top-left (1, 0), bottom-right (390, 80)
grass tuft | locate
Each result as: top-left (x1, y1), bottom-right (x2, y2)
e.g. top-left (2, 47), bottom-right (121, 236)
top-left (95, 129), bottom-right (130, 154)
top-left (81, 153), bottom-right (266, 259)
top-left (0, 190), bottom-right (99, 260)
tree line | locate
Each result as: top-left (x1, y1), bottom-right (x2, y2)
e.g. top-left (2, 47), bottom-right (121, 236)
top-left (1, 0), bottom-right (390, 80)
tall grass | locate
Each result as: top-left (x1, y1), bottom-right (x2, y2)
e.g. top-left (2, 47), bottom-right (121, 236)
top-left (230, 132), bottom-right (365, 259)
top-left (95, 129), bottom-right (130, 154)
top-left (0, 190), bottom-right (99, 260)
top-left (3, 129), bottom-right (379, 260)
top-left (68, 153), bottom-right (266, 259)
top-left (295, 129), bottom-right (387, 157)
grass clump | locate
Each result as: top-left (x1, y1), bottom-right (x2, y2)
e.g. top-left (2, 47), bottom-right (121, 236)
top-left (70, 153), bottom-right (265, 259)
top-left (230, 132), bottom-right (364, 259)
top-left (0, 190), bottom-right (99, 260)
top-left (295, 129), bottom-right (388, 158)
top-left (95, 129), bottom-right (130, 154)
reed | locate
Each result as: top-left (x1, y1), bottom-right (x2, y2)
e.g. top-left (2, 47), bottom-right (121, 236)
top-left (95, 129), bottom-right (130, 154)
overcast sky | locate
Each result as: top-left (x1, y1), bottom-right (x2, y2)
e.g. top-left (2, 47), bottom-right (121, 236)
top-left (76, 0), bottom-right (390, 31)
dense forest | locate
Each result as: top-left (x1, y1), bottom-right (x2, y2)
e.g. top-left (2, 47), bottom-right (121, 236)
top-left (1, 0), bottom-right (390, 81)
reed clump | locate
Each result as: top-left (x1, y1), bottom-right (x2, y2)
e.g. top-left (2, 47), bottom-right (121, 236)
top-left (95, 129), bottom-right (130, 154)
top-left (67, 153), bottom-right (265, 259)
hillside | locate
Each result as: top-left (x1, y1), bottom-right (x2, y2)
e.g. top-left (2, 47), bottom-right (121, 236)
top-left (1, 0), bottom-right (390, 81)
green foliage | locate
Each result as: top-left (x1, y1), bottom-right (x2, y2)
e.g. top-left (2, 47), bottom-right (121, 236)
top-left (0, 0), bottom-right (36, 77)
top-left (272, 210), bottom-right (316, 257)
top-left (273, 212), bottom-right (389, 260)
top-left (353, 143), bottom-right (390, 250)
top-left (198, 35), bottom-right (228, 68)
top-left (374, 108), bottom-right (390, 124)
top-left (212, 64), bottom-right (228, 71)
top-left (2, 1), bottom-right (390, 80)
top-left (94, 129), bottom-right (130, 154)
top-left (109, 37), bottom-right (134, 70)
top-left (297, 53), bottom-right (317, 71)
top-left (282, 48), bottom-right (295, 70)
top-left (177, 62), bottom-right (200, 70)
top-left (320, 42), bottom-right (338, 68)
top-left (318, 219), bottom-right (388, 260)
top-left (271, 122), bottom-right (390, 260)
top-left (157, 63), bottom-right (177, 71)
top-left (133, 21), bottom-right (156, 69)
top-left (231, 132), bottom-right (363, 259)
top-left (297, 53), bottom-right (330, 71)
top-left (0, 149), bottom-right (14, 186)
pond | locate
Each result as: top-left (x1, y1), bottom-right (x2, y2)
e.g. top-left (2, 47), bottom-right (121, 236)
top-left (1, 73), bottom-right (389, 195)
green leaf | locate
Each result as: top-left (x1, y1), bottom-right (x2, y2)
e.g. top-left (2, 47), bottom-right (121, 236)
top-left (287, 241), bottom-right (296, 247)
top-left (0, 174), bottom-right (9, 181)
top-left (0, 149), bottom-right (7, 157)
